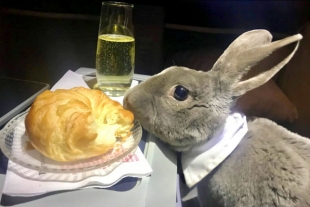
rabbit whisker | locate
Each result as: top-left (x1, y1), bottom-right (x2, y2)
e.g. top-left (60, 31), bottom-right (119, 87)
top-left (187, 104), bottom-right (208, 110)
top-left (151, 103), bottom-right (157, 134)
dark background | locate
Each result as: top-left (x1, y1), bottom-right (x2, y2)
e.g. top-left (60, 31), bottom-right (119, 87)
top-left (1, 0), bottom-right (309, 31)
top-left (0, 0), bottom-right (310, 85)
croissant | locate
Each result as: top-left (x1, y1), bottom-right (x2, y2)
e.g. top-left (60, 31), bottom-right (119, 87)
top-left (25, 87), bottom-right (134, 162)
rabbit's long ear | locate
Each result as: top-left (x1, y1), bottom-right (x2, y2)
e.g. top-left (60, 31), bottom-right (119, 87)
top-left (232, 35), bottom-right (301, 96)
top-left (211, 30), bottom-right (273, 82)
top-left (211, 30), bottom-right (302, 96)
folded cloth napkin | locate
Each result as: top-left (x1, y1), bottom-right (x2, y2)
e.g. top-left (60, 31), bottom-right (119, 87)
top-left (181, 113), bottom-right (248, 201)
top-left (2, 70), bottom-right (152, 197)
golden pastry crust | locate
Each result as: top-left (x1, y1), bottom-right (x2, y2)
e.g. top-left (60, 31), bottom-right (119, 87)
top-left (25, 87), bottom-right (134, 162)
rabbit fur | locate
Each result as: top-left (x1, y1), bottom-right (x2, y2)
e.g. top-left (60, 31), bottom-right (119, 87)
top-left (123, 30), bottom-right (308, 207)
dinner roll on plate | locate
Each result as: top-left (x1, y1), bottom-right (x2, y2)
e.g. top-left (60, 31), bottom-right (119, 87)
top-left (25, 87), bottom-right (134, 162)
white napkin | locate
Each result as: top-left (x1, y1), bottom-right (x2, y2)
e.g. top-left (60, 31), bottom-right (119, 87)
top-left (182, 113), bottom-right (248, 189)
top-left (3, 148), bottom-right (151, 196)
top-left (50, 70), bottom-right (89, 91)
top-left (2, 70), bottom-right (152, 197)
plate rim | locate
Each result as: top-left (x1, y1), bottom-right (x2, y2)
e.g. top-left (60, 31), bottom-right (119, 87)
top-left (0, 111), bottom-right (142, 173)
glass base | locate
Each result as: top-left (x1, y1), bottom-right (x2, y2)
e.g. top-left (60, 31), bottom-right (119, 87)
top-left (93, 83), bottom-right (129, 97)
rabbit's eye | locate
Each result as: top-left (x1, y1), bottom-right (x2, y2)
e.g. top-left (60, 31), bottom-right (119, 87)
top-left (173, 85), bottom-right (189, 101)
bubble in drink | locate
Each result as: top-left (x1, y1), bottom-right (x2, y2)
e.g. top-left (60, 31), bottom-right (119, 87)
top-left (96, 34), bottom-right (135, 97)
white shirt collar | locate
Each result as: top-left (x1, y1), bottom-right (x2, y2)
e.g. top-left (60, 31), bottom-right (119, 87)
top-left (181, 113), bottom-right (248, 189)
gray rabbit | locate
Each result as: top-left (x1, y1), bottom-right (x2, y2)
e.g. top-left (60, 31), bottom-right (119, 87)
top-left (123, 30), bottom-right (308, 207)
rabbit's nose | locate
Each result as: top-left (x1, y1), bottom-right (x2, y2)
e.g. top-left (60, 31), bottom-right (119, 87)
top-left (123, 93), bottom-right (132, 111)
top-left (123, 97), bottom-right (129, 109)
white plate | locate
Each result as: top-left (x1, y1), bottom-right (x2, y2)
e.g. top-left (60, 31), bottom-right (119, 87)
top-left (0, 111), bottom-right (142, 173)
